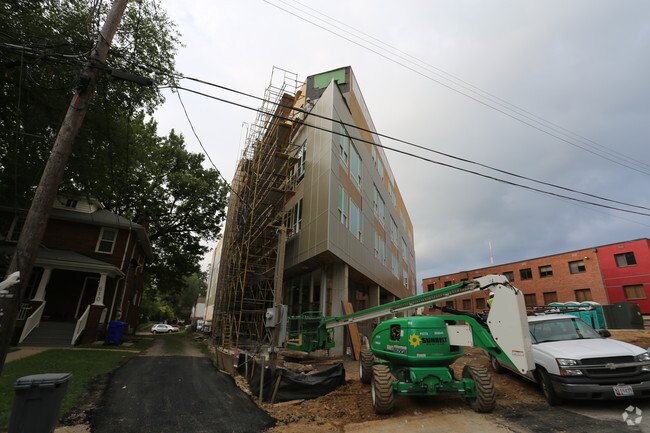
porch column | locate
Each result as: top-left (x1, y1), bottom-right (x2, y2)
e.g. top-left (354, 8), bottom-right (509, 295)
top-left (93, 273), bottom-right (108, 306)
top-left (33, 267), bottom-right (52, 301)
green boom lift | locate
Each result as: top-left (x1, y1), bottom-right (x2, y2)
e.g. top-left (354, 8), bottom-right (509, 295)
top-left (281, 275), bottom-right (534, 414)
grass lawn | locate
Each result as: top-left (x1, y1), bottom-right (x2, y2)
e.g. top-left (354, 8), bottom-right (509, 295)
top-left (1, 347), bottom-right (145, 430)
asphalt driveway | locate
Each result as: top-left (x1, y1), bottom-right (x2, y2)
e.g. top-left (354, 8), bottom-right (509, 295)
top-left (92, 341), bottom-right (274, 433)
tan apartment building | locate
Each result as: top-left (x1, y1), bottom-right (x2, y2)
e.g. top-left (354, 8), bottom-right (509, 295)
top-left (213, 67), bottom-right (415, 355)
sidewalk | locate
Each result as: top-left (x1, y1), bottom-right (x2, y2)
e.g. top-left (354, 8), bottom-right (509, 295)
top-left (5, 347), bottom-right (52, 363)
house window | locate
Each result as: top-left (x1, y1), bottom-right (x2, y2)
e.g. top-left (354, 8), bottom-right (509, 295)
top-left (574, 289), bottom-right (593, 302)
top-left (349, 199), bottom-right (362, 240)
top-left (569, 260), bottom-right (586, 274)
top-left (337, 185), bottom-right (348, 226)
top-left (96, 227), bottom-right (118, 254)
top-left (520, 268), bottom-right (533, 280)
top-left (539, 265), bottom-right (553, 278)
top-left (462, 299), bottom-right (471, 310)
top-left (524, 293), bottom-right (537, 306)
top-left (615, 252), bottom-right (637, 267)
top-left (476, 298), bottom-right (486, 310)
top-left (373, 185), bottom-right (385, 222)
top-left (503, 271), bottom-right (514, 282)
top-left (623, 285), bottom-right (646, 300)
top-left (339, 124), bottom-right (350, 165)
top-left (65, 199), bottom-right (78, 208)
top-left (350, 144), bottom-right (361, 186)
top-left (543, 291), bottom-right (558, 304)
top-left (8, 215), bottom-right (26, 242)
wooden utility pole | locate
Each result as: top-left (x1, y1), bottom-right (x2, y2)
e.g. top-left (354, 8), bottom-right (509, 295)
top-left (0, 0), bottom-right (129, 373)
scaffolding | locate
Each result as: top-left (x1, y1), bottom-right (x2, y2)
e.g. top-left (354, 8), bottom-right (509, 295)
top-left (213, 68), bottom-right (301, 351)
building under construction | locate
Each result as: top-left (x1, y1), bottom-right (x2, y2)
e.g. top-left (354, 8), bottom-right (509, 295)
top-left (213, 66), bottom-right (416, 356)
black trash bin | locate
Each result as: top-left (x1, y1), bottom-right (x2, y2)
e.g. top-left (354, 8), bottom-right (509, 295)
top-left (8, 373), bottom-right (72, 433)
top-left (106, 320), bottom-right (128, 344)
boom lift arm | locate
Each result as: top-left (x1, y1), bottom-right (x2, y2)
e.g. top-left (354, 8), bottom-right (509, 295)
top-left (286, 275), bottom-right (534, 374)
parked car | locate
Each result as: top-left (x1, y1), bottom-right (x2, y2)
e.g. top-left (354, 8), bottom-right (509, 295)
top-left (151, 324), bottom-right (176, 334)
top-left (490, 314), bottom-right (650, 405)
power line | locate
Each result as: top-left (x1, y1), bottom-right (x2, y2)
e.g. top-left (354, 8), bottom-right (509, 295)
top-left (171, 84), bottom-right (650, 218)
top-left (263, 0), bottom-right (650, 177)
top-left (172, 75), bottom-right (650, 213)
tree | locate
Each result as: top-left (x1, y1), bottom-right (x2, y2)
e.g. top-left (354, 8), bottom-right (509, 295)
top-left (0, 1), bottom-right (228, 295)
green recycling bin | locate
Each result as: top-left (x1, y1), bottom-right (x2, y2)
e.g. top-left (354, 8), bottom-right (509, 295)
top-left (8, 373), bottom-right (72, 433)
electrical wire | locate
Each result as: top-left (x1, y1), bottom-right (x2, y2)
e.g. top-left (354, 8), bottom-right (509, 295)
top-left (171, 84), bottom-right (650, 218)
top-left (172, 76), bottom-right (650, 213)
top-left (263, 0), bottom-right (650, 177)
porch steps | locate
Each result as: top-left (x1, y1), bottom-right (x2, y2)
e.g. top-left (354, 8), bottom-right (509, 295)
top-left (20, 321), bottom-right (76, 347)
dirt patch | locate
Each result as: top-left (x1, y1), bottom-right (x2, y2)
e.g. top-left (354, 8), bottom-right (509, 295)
top-left (261, 330), bottom-right (650, 432)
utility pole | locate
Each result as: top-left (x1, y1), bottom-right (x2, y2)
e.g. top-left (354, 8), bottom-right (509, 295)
top-left (0, 0), bottom-right (129, 373)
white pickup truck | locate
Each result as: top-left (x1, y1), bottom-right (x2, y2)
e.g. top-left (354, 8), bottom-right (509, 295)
top-left (489, 313), bottom-right (650, 405)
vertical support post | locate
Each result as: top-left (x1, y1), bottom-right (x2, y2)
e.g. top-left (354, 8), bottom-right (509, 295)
top-left (269, 226), bottom-right (287, 368)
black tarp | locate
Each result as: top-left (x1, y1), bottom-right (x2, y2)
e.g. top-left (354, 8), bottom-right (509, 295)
top-left (238, 355), bottom-right (346, 402)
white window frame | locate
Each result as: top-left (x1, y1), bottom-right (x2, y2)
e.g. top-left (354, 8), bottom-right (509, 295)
top-left (96, 227), bottom-right (118, 254)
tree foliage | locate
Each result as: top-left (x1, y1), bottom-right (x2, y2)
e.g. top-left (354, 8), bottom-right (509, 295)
top-left (0, 0), bottom-right (228, 293)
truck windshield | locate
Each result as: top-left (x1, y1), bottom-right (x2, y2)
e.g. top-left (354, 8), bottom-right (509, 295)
top-left (529, 317), bottom-right (602, 344)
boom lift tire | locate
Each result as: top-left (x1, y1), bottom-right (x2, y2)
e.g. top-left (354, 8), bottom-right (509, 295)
top-left (462, 365), bottom-right (496, 413)
top-left (536, 367), bottom-right (563, 406)
top-left (489, 354), bottom-right (506, 374)
top-left (359, 349), bottom-right (374, 384)
top-left (371, 364), bottom-right (395, 414)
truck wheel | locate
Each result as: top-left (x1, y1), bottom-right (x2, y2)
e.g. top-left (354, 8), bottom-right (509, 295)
top-left (489, 355), bottom-right (505, 374)
top-left (463, 365), bottom-right (496, 413)
top-left (359, 349), bottom-right (374, 384)
top-left (371, 365), bottom-right (394, 414)
top-left (536, 367), bottom-right (563, 406)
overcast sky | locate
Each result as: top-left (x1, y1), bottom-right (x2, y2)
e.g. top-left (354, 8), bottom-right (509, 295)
top-left (153, 0), bottom-right (650, 288)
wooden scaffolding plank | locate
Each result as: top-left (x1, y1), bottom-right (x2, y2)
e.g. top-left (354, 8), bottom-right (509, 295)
top-left (342, 301), bottom-right (361, 361)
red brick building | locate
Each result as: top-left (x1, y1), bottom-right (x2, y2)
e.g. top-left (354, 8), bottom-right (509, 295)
top-left (1, 197), bottom-right (152, 345)
top-left (422, 239), bottom-right (650, 314)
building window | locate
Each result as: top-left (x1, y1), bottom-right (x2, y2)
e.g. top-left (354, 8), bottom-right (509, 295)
top-left (524, 293), bottom-right (537, 306)
top-left (574, 289), bottom-right (593, 302)
top-left (350, 144), bottom-right (362, 186)
top-left (539, 265), bottom-right (553, 278)
top-left (569, 260), bottom-right (586, 274)
top-left (615, 252), bottom-right (637, 267)
top-left (337, 185), bottom-right (348, 226)
top-left (476, 298), bottom-right (486, 310)
top-left (8, 215), bottom-right (26, 242)
top-left (427, 283), bottom-right (435, 292)
top-left (444, 281), bottom-right (453, 287)
top-left (339, 124), bottom-right (349, 165)
top-left (623, 285), bottom-right (646, 300)
top-left (391, 252), bottom-right (399, 277)
top-left (288, 199), bottom-right (303, 235)
top-left (291, 141), bottom-right (306, 185)
top-left (543, 291), bottom-right (558, 304)
top-left (401, 238), bottom-right (408, 261)
top-left (96, 227), bottom-right (118, 254)
top-left (373, 185), bottom-right (385, 222)
top-left (403, 266), bottom-right (409, 288)
top-left (389, 186), bottom-right (396, 207)
top-left (520, 268), bottom-right (532, 280)
top-left (462, 299), bottom-right (471, 310)
top-left (374, 231), bottom-right (386, 264)
top-left (445, 300), bottom-right (455, 309)
top-left (503, 271), bottom-right (514, 282)
top-left (350, 200), bottom-right (362, 240)
top-left (390, 217), bottom-right (398, 244)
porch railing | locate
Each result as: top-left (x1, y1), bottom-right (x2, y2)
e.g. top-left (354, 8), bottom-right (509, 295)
top-left (19, 301), bottom-right (46, 344)
top-left (72, 305), bottom-right (90, 346)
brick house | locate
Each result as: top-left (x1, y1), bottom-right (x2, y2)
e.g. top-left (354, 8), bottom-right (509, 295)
top-left (0, 197), bottom-right (152, 345)
top-left (422, 239), bottom-right (650, 314)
